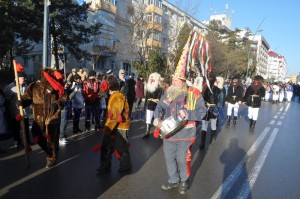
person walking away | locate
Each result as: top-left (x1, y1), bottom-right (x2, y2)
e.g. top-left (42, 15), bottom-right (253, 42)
top-left (127, 72), bottom-right (136, 119)
top-left (135, 75), bottom-right (145, 110)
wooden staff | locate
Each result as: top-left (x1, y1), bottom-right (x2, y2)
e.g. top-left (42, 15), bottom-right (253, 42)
top-left (13, 60), bottom-right (30, 167)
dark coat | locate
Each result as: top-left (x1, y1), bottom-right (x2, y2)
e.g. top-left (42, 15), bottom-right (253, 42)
top-left (135, 78), bottom-right (145, 98)
top-left (145, 87), bottom-right (163, 111)
top-left (226, 84), bottom-right (244, 104)
top-left (127, 78), bottom-right (136, 102)
top-left (244, 86), bottom-right (265, 108)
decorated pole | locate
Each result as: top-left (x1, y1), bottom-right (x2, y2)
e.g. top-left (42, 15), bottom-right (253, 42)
top-left (13, 60), bottom-right (30, 167)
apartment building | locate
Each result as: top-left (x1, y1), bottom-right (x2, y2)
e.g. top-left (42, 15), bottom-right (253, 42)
top-left (15, 0), bottom-right (207, 77)
top-left (268, 50), bottom-right (287, 82)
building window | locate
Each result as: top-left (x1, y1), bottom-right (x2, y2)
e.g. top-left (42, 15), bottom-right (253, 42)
top-left (103, 0), bottom-right (116, 5)
top-left (123, 63), bottom-right (131, 75)
top-left (23, 56), bottom-right (29, 67)
top-left (144, 0), bottom-right (162, 8)
top-left (150, 30), bottom-right (161, 41)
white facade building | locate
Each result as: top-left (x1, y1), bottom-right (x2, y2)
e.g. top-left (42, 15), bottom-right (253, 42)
top-left (268, 51), bottom-right (287, 82)
top-left (16, 0), bottom-right (207, 78)
top-left (248, 35), bottom-right (270, 79)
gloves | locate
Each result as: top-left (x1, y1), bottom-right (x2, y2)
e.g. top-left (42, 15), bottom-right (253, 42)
top-left (16, 100), bottom-right (23, 107)
top-left (50, 103), bottom-right (59, 112)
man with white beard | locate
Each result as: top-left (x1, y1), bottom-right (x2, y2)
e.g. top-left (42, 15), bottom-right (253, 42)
top-left (141, 72), bottom-right (163, 138)
top-left (153, 75), bottom-right (206, 194)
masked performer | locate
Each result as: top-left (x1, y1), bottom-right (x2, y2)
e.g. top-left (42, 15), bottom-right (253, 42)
top-left (20, 68), bottom-right (67, 168)
top-left (225, 78), bottom-right (244, 126)
top-left (153, 68), bottom-right (206, 195)
top-left (96, 75), bottom-right (132, 174)
top-left (141, 72), bottom-right (163, 138)
top-left (243, 75), bottom-right (266, 130)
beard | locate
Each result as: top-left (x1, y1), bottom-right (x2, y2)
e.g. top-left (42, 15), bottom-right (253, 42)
top-left (166, 85), bottom-right (187, 102)
top-left (146, 81), bottom-right (159, 93)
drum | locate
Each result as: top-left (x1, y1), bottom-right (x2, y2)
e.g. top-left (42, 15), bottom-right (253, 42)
top-left (159, 115), bottom-right (187, 139)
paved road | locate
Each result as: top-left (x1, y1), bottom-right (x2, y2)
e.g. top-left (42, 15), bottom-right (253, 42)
top-left (1, 100), bottom-right (300, 199)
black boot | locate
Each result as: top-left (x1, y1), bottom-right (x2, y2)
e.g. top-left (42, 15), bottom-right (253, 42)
top-left (226, 116), bottom-right (231, 126)
top-left (250, 120), bottom-right (256, 130)
top-left (249, 119), bottom-right (253, 128)
top-left (97, 160), bottom-right (111, 174)
top-left (233, 116), bottom-right (237, 126)
top-left (179, 180), bottom-right (190, 195)
top-left (210, 130), bottom-right (216, 143)
top-left (199, 131), bottom-right (207, 150)
top-left (141, 124), bottom-right (151, 139)
top-left (118, 152), bottom-right (132, 173)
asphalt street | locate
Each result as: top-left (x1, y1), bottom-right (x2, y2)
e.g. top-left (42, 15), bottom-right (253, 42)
top-left (1, 99), bottom-right (300, 199)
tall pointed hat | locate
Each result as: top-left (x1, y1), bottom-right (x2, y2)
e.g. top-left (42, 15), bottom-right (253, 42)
top-left (173, 31), bottom-right (194, 80)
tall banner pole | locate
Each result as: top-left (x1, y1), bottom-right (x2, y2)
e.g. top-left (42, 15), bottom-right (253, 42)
top-left (13, 60), bottom-right (30, 167)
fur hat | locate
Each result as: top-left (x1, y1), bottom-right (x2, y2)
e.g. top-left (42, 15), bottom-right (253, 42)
top-left (106, 75), bottom-right (119, 91)
top-left (88, 70), bottom-right (96, 77)
top-left (254, 75), bottom-right (264, 81)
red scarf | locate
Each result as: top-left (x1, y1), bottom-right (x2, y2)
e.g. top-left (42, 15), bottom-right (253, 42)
top-left (43, 72), bottom-right (64, 97)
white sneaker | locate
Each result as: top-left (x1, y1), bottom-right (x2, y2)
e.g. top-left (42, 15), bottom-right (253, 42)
top-left (59, 138), bottom-right (69, 145)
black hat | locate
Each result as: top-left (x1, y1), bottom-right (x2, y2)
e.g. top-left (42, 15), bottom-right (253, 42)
top-left (254, 75), bottom-right (264, 81)
top-left (107, 75), bottom-right (120, 91)
top-left (74, 74), bottom-right (81, 80)
top-left (18, 71), bottom-right (26, 77)
top-left (88, 70), bottom-right (96, 77)
top-left (130, 72), bottom-right (135, 76)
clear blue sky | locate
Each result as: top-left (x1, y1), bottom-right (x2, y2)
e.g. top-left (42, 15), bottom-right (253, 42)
top-left (168, 0), bottom-right (300, 75)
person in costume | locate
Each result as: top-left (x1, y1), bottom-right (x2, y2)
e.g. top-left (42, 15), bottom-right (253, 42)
top-left (200, 73), bottom-right (220, 150)
top-left (243, 75), bottom-right (266, 130)
top-left (135, 74), bottom-right (145, 110)
top-left (141, 72), bottom-right (163, 138)
top-left (20, 68), bottom-right (67, 168)
top-left (225, 77), bottom-right (244, 126)
top-left (153, 67), bottom-right (206, 195)
top-left (272, 82), bottom-right (280, 103)
top-left (96, 75), bottom-right (132, 174)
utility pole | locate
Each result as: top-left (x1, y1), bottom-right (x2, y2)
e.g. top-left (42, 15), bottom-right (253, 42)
top-left (246, 17), bottom-right (266, 80)
top-left (43, 0), bottom-right (50, 68)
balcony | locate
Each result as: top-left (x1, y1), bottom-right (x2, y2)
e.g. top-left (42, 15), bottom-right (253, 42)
top-left (146, 4), bottom-right (163, 16)
top-left (147, 21), bottom-right (162, 32)
top-left (91, 0), bottom-right (117, 15)
top-left (146, 38), bottom-right (161, 48)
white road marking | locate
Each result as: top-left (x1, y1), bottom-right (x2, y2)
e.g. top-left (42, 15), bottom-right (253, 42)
top-left (280, 116), bottom-right (284, 119)
top-left (273, 115), bottom-right (278, 119)
top-left (269, 120), bottom-right (275, 125)
top-left (285, 103), bottom-right (290, 112)
top-left (210, 127), bottom-right (270, 199)
top-left (236, 128), bottom-right (278, 199)
top-left (0, 155), bottom-right (80, 197)
top-left (279, 107), bottom-right (283, 111)
top-left (277, 121), bottom-right (282, 126)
